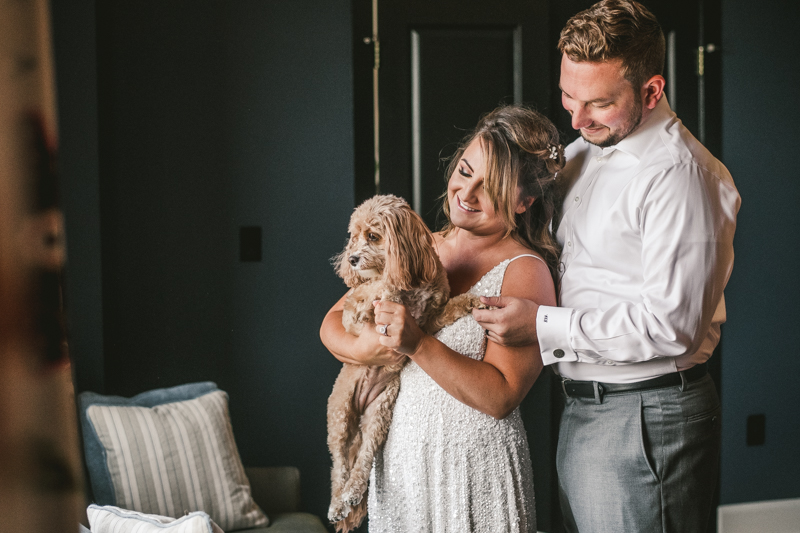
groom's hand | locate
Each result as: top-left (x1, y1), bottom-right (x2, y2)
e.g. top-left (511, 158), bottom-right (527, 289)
top-left (473, 296), bottom-right (539, 347)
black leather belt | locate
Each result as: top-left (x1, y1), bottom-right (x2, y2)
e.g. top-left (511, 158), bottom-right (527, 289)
top-left (561, 363), bottom-right (708, 401)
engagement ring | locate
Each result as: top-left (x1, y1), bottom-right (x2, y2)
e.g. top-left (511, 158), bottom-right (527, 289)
top-left (379, 324), bottom-right (389, 336)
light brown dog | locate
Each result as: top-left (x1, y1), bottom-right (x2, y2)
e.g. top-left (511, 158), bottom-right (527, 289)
top-left (327, 195), bottom-right (479, 532)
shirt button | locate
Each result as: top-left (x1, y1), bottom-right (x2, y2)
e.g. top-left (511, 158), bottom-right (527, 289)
top-left (596, 157), bottom-right (602, 162)
top-left (574, 196), bottom-right (580, 202)
top-left (554, 349), bottom-right (565, 358)
top-left (567, 241), bottom-right (572, 247)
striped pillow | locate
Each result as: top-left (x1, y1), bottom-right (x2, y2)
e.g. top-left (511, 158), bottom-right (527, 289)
top-left (87, 504), bottom-right (223, 533)
top-left (83, 389), bottom-right (268, 531)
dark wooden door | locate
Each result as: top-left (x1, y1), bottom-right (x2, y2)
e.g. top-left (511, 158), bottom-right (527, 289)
top-left (354, 0), bottom-right (551, 229)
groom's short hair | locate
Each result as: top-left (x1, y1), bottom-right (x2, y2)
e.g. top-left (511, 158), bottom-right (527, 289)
top-left (558, 0), bottom-right (665, 90)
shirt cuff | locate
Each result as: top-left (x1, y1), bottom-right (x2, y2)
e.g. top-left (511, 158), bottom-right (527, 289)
top-left (537, 305), bottom-right (578, 366)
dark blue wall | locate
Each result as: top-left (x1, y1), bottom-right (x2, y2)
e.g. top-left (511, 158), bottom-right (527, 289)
top-left (720, 0), bottom-right (800, 504)
top-left (54, 0), bottom-right (354, 521)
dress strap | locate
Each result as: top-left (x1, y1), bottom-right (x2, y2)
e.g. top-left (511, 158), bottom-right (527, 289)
top-left (507, 253), bottom-right (547, 267)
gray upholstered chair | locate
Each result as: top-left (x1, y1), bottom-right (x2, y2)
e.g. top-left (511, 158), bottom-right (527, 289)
top-left (239, 466), bottom-right (326, 532)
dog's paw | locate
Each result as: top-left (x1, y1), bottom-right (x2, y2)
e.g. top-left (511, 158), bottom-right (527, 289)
top-left (328, 502), bottom-right (351, 523)
top-left (342, 487), bottom-right (365, 507)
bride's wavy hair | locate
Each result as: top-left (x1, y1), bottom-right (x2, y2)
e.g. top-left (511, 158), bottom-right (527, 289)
top-left (440, 105), bottom-right (565, 285)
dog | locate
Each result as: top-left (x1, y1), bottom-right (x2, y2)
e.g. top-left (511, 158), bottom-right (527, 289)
top-left (327, 195), bottom-right (480, 532)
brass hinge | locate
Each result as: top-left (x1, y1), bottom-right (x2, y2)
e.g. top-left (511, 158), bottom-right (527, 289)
top-left (363, 37), bottom-right (380, 70)
top-left (697, 43), bottom-right (718, 76)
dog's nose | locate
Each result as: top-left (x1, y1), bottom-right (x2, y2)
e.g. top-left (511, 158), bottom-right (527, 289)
top-left (348, 255), bottom-right (360, 267)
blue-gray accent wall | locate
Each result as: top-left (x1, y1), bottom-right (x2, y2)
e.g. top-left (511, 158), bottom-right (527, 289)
top-left (54, 0), bottom-right (354, 521)
top-left (720, 0), bottom-right (800, 504)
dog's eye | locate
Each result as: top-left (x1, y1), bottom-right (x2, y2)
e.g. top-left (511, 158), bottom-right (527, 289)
top-left (367, 232), bottom-right (380, 242)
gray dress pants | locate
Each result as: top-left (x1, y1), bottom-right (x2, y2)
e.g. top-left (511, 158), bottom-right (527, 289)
top-left (557, 374), bottom-right (721, 533)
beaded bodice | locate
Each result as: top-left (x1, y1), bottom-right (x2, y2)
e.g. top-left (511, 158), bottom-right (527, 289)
top-left (368, 256), bottom-right (537, 533)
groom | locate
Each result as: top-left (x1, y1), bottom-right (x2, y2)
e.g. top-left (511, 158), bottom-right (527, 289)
top-left (474, 1), bottom-right (740, 531)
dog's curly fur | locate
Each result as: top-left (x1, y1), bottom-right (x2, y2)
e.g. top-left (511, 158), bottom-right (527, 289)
top-left (327, 195), bottom-right (480, 532)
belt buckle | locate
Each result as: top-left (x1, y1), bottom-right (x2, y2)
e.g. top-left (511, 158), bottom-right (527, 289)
top-left (594, 381), bottom-right (605, 404)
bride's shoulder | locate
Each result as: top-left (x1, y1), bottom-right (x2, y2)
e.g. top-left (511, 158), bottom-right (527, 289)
top-left (503, 253), bottom-right (549, 277)
top-left (499, 241), bottom-right (543, 265)
top-left (499, 247), bottom-right (555, 301)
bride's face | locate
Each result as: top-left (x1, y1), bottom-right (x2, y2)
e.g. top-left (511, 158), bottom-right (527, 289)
top-left (447, 139), bottom-right (507, 237)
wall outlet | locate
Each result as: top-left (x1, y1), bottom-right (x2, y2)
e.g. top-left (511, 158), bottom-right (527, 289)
top-left (239, 226), bottom-right (262, 262)
top-left (746, 414), bottom-right (765, 446)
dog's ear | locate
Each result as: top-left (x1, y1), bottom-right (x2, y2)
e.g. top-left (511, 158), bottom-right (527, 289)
top-left (333, 237), bottom-right (361, 288)
top-left (382, 204), bottom-right (440, 290)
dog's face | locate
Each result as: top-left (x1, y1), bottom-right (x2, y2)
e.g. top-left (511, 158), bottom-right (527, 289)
top-left (335, 195), bottom-right (441, 290)
top-left (338, 207), bottom-right (388, 286)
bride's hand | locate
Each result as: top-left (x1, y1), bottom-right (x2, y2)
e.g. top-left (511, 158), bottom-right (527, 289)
top-left (352, 321), bottom-right (407, 366)
top-left (373, 300), bottom-right (427, 356)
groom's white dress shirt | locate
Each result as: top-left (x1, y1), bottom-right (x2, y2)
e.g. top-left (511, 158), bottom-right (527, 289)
top-left (537, 96), bottom-right (740, 383)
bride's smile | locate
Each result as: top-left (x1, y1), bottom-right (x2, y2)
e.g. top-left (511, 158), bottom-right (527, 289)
top-left (457, 196), bottom-right (480, 212)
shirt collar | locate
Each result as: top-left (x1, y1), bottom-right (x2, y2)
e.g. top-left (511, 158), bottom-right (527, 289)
top-left (600, 95), bottom-right (675, 161)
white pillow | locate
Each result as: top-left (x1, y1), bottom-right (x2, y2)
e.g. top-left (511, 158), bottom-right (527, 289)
top-left (87, 505), bottom-right (223, 533)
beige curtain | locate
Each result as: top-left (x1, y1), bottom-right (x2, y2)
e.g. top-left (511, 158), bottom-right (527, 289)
top-left (0, 0), bottom-right (83, 530)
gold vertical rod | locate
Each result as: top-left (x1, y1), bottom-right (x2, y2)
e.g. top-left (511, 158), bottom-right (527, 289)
top-left (372, 0), bottom-right (380, 193)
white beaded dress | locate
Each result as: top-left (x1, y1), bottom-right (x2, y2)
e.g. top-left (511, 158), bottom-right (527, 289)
top-left (368, 256), bottom-right (538, 533)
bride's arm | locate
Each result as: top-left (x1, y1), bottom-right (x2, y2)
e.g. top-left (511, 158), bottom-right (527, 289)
top-left (320, 292), bottom-right (407, 366)
top-left (374, 257), bottom-right (555, 419)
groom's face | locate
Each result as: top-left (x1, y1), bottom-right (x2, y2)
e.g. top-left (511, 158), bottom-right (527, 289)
top-left (559, 55), bottom-right (643, 147)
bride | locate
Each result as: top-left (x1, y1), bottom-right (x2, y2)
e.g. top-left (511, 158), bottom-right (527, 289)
top-left (320, 104), bottom-right (563, 532)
